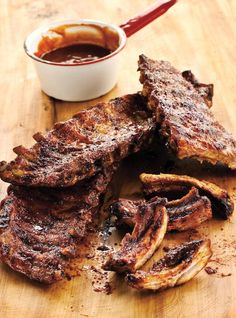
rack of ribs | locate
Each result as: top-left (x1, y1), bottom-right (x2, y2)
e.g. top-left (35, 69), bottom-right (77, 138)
top-left (0, 167), bottom-right (115, 283)
top-left (138, 54), bottom-right (236, 169)
top-left (0, 94), bottom-right (155, 187)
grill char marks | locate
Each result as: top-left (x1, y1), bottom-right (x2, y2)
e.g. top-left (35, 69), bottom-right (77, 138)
top-left (103, 198), bottom-right (168, 273)
top-left (138, 54), bottom-right (236, 169)
top-left (0, 94), bottom-right (155, 187)
top-left (126, 239), bottom-right (212, 291)
top-left (141, 173), bottom-right (234, 219)
top-left (0, 168), bottom-right (115, 283)
top-left (110, 187), bottom-right (212, 232)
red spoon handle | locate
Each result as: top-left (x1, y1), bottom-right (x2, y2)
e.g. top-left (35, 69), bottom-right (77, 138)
top-left (120, 0), bottom-right (177, 38)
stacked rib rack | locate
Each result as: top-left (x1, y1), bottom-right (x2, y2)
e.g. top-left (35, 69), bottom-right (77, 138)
top-left (0, 94), bottom-right (156, 283)
top-left (0, 55), bottom-right (235, 291)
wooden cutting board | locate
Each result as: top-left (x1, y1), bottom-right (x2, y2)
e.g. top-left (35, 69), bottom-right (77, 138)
top-left (1, 0), bottom-right (236, 317)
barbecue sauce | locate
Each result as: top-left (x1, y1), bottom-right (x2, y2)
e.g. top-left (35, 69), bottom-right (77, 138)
top-left (41, 44), bottom-right (112, 64)
top-left (35, 23), bottom-right (120, 64)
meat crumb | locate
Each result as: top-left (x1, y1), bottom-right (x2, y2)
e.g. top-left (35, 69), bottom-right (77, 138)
top-left (163, 246), bottom-right (170, 252)
top-left (97, 245), bottom-right (110, 251)
top-left (93, 282), bottom-right (114, 295)
top-left (221, 273), bottom-right (232, 277)
top-left (205, 266), bottom-right (217, 275)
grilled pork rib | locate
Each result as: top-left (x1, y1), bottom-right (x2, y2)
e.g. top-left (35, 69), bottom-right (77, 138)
top-left (0, 94), bottom-right (155, 187)
top-left (141, 173), bottom-right (234, 219)
top-left (103, 198), bottom-right (168, 273)
top-left (110, 187), bottom-right (212, 232)
top-left (0, 168), bottom-right (115, 283)
top-left (138, 55), bottom-right (236, 169)
top-left (126, 239), bottom-right (212, 291)
top-left (166, 187), bottom-right (212, 231)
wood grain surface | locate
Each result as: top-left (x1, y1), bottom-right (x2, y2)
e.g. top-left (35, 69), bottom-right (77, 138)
top-left (1, 1), bottom-right (236, 317)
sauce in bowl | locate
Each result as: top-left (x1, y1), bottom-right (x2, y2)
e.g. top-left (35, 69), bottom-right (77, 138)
top-left (26, 20), bottom-right (126, 101)
top-left (41, 44), bottom-right (111, 64)
top-left (34, 23), bottom-right (120, 65)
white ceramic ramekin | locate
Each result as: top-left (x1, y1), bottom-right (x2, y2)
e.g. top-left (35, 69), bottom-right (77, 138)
top-left (24, 19), bottom-right (127, 101)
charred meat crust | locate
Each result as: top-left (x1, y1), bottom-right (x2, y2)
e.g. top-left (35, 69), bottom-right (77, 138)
top-left (126, 239), bottom-right (212, 291)
top-left (108, 198), bottom-right (143, 227)
top-left (181, 70), bottom-right (213, 108)
top-left (109, 187), bottom-right (212, 232)
top-left (103, 198), bottom-right (168, 273)
top-left (138, 54), bottom-right (236, 169)
top-left (0, 168), bottom-right (115, 284)
top-left (140, 173), bottom-right (234, 219)
top-left (0, 94), bottom-right (155, 187)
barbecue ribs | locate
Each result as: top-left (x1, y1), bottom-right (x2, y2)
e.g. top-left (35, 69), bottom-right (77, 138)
top-left (138, 55), bottom-right (236, 169)
top-left (0, 94), bottom-right (155, 187)
top-left (141, 173), bottom-right (234, 219)
top-left (109, 187), bottom-right (212, 232)
top-left (126, 239), bottom-right (212, 291)
top-left (0, 168), bottom-right (115, 283)
top-left (166, 187), bottom-right (212, 231)
top-left (103, 197), bottom-right (168, 273)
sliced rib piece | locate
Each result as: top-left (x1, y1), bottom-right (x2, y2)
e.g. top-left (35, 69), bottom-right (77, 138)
top-left (166, 187), bottom-right (212, 231)
top-left (103, 198), bottom-right (168, 273)
top-left (0, 168), bottom-right (115, 284)
top-left (140, 173), bottom-right (234, 219)
top-left (138, 54), bottom-right (236, 169)
top-left (109, 187), bottom-right (212, 232)
top-left (126, 239), bottom-right (212, 291)
top-left (0, 94), bottom-right (155, 187)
